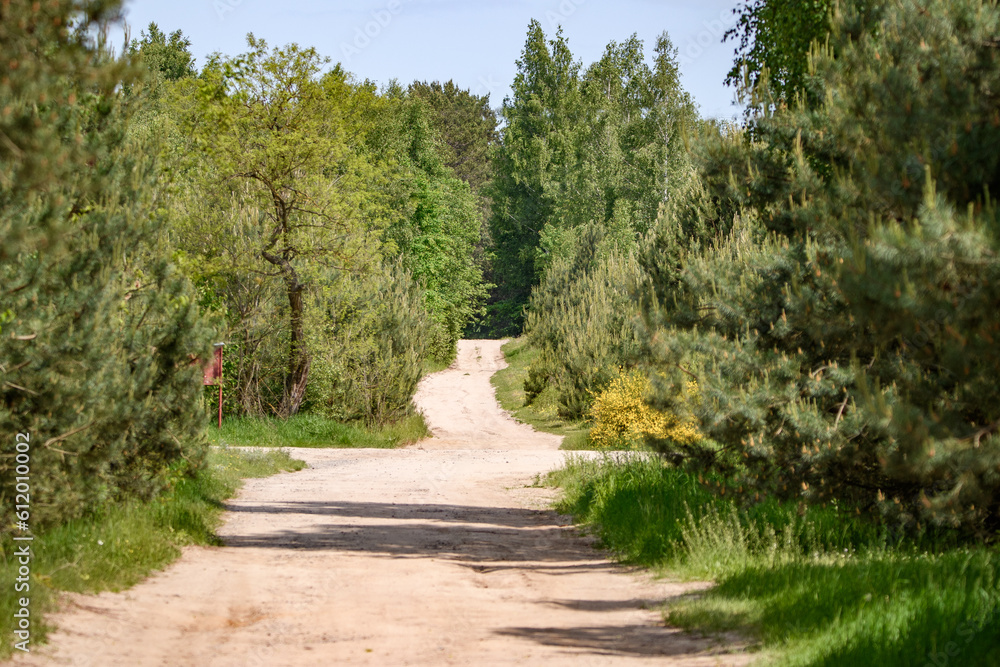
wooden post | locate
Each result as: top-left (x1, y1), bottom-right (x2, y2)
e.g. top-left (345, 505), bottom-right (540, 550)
top-left (215, 343), bottom-right (225, 429)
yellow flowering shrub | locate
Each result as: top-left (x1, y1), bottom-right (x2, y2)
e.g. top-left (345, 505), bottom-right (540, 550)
top-left (588, 369), bottom-right (702, 449)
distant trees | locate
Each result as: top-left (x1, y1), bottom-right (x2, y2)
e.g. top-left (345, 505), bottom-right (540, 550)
top-left (365, 85), bottom-right (491, 360)
top-left (128, 23), bottom-right (197, 83)
top-left (491, 21), bottom-right (697, 421)
top-left (487, 22), bottom-right (696, 335)
top-left (407, 80), bottom-right (499, 193)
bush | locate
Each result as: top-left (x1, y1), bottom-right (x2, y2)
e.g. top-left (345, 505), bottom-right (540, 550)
top-left (523, 225), bottom-right (644, 419)
top-left (589, 369), bottom-right (701, 449)
top-left (307, 263), bottom-right (433, 427)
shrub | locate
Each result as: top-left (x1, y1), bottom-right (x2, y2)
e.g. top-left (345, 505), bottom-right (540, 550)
top-left (307, 263), bottom-right (433, 427)
top-left (523, 225), bottom-right (644, 419)
top-left (589, 369), bottom-right (701, 449)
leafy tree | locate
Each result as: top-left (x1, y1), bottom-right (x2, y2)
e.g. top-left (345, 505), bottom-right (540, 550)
top-left (487, 21), bottom-right (584, 335)
top-left (407, 80), bottom-right (499, 193)
top-left (579, 32), bottom-right (697, 240)
top-left (407, 173), bottom-right (490, 358)
top-left (168, 50), bottom-right (485, 415)
top-left (724, 0), bottom-right (879, 109)
top-left (724, 0), bottom-right (832, 105)
top-left (408, 81), bottom-right (498, 333)
top-left (176, 36), bottom-right (380, 417)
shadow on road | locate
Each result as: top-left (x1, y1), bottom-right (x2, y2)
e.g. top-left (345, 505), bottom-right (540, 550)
top-left (222, 499), bottom-right (602, 565)
top-left (219, 498), bottom-right (745, 661)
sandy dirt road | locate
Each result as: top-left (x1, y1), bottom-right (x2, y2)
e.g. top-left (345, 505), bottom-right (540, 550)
top-left (12, 340), bottom-right (748, 666)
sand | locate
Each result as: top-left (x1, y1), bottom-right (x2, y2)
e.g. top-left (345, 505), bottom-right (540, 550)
top-left (11, 340), bottom-right (747, 666)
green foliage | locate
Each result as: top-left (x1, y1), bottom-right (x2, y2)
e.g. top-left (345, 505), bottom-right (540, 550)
top-left (208, 413), bottom-right (429, 449)
top-left (486, 22), bottom-right (697, 334)
top-left (523, 225), bottom-right (644, 419)
top-left (640, 0), bottom-right (1000, 535)
top-left (370, 90), bottom-right (491, 358)
top-left (0, 0), bottom-right (127, 260)
top-left (128, 23), bottom-right (196, 83)
top-left (165, 39), bottom-right (488, 420)
top-left (307, 264), bottom-right (435, 426)
top-left (407, 80), bottom-right (499, 193)
top-left (724, 0), bottom-right (834, 106)
top-left (172, 36), bottom-right (382, 417)
top-left (552, 456), bottom-right (1000, 666)
top-left (1, 2), bottom-right (214, 532)
top-left (405, 173), bottom-right (490, 360)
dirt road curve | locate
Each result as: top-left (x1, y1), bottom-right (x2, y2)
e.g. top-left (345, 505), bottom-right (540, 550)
top-left (13, 340), bottom-right (747, 666)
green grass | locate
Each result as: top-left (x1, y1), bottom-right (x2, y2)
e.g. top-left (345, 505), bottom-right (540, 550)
top-left (422, 356), bottom-right (453, 376)
top-left (0, 447), bottom-right (304, 658)
top-left (551, 455), bottom-right (1000, 666)
top-left (491, 338), bottom-right (591, 448)
top-left (207, 412), bottom-right (430, 449)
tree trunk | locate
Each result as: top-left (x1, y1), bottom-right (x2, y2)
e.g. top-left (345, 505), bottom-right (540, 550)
top-left (279, 274), bottom-right (310, 418)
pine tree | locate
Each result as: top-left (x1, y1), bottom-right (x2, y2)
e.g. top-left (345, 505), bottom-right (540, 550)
top-left (308, 263), bottom-right (434, 426)
top-left (407, 80), bottom-right (499, 193)
top-left (524, 236), bottom-right (644, 419)
top-left (1, 1), bottom-right (213, 530)
top-left (641, 0), bottom-right (1000, 535)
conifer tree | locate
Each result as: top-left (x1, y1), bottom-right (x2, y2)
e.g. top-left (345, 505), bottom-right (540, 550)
top-left (641, 0), bottom-right (1000, 534)
top-left (407, 80), bottom-right (499, 193)
top-left (308, 262), bottom-right (433, 426)
top-left (1, 1), bottom-right (213, 529)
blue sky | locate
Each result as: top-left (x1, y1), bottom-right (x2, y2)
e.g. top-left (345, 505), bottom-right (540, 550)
top-left (114, 0), bottom-right (745, 119)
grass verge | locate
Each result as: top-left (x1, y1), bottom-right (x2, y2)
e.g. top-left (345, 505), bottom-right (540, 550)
top-left (491, 338), bottom-right (590, 449)
top-left (551, 455), bottom-right (1000, 666)
top-left (207, 412), bottom-right (429, 449)
top-left (0, 447), bottom-right (304, 658)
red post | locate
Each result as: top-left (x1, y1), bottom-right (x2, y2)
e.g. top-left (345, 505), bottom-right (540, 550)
top-left (204, 343), bottom-right (225, 429)
top-left (215, 343), bottom-right (224, 429)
